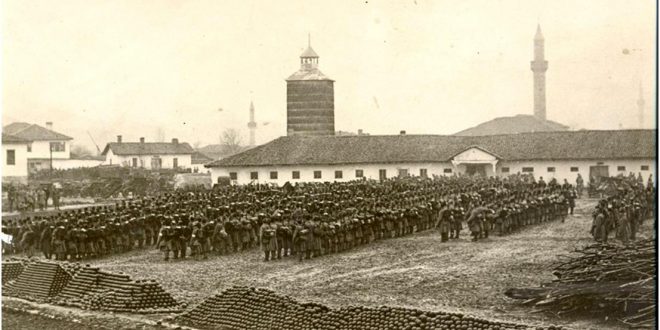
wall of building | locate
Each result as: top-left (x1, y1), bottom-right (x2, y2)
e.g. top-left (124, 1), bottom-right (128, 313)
top-left (2, 142), bottom-right (29, 183)
top-left (210, 158), bottom-right (656, 186)
top-left (211, 162), bottom-right (457, 185)
top-left (498, 159), bottom-right (655, 184)
top-left (104, 150), bottom-right (192, 169)
top-left (52, 158), bottom-right (104, 170)
top-left (28, 140), bottom-right (71, 159)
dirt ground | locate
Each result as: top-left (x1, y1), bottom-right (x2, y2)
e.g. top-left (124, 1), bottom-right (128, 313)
top-left (3, 198), bottom-right (654, 329)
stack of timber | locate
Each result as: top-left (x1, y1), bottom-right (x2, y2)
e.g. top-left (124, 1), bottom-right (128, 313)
top-left (505, 239), bottom-right (656, 329)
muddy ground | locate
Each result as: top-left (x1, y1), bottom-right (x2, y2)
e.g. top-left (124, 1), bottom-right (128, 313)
top-left (3, 198), bottom-right (653, 329)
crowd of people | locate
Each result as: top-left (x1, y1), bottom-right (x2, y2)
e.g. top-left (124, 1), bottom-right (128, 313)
top-left (591, 174), bottom-right (655, 243)
top-left (1, 173), bottom-right (591, 262)
top-left (4, 183), bottom-right (61, 213)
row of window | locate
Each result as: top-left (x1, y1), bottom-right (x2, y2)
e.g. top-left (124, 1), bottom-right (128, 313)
top-left (232, 168), bottom-right (452, 181)
top-left (129, 157), bottom-right (178, 168)
top-left (502, 165), bottom-right (650, 173)
top-left (231, 164), bottom-right (653, 181)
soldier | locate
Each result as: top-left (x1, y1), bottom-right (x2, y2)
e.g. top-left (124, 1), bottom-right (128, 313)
top-left (259, 217), bottom-right (277, 261)
top-left (156, 221), bottom-right (174, 261)
top-left (450, 207), bottom-right (463, 239)
top-left (436, 210), bottom-right (452, 242)
top-left (467, 212), bottom-right (483, 242)
top-left (51, 225), bottom-right (67, 260)
top-left (40, 224), bottom-right (54, 259)
top-left (292, 219), bottom-right (311, 261)
top-left (190, 222), bottom-right (208, 260)
top-left (576, 173), bottom-right (584, 198)
top-left (213, 220), bottom-right (230, 255)
top-left (19, 222), bottom-right (37, 258)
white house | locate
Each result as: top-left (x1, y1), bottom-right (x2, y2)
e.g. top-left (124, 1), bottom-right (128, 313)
top-left (205, 130), bottom-right (656, 186)
top-left (2, 133), bottom-right (31, 184)
top-left (101, 136), bottom-right (194, 170)
top-left (4, 122), bottom-right (73, 173)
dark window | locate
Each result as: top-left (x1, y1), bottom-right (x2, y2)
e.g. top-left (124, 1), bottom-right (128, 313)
top-left (173, 158), bottom-right (178, 168)
top-left (547, 167), bottom-right (555, 172)
top-left (501, 167), bottom-right (510, 173)
top-left (335, 170), bottom-right (343, 179)
top-left (570, 167), bottom-right (579, 172)
top-left (617, 166), bottom-right (626, 171)
top-left (229, 172), bottom-right (237, 180)
top-left (132, 158), bottom-right (138, 167)
top-left (250, 172), bottom-right (258, 180)
top-left (355, 169), bottom-right (364, 178)
top-left (6, 150), bottom-right (15, 165)
top-left (522, 167), bottom-right (534, 173)
top-left (314, 171), bottom-right (322, 179)
top-left (641, 165), bottom-right (649, 171)
top-left (379, 169), bottom-right (387, 180)
top-left (50, 142), bottom-right (65, 152)
top-left (398, 169), bottom-right (409, 177)
top-left (443, 168), bottom-right (452, 174)
top-left (27, 144), bottom-right (32, 152)
top-left (420, 169), bottom-right (427, 177)
top-left (292, 171), bottom-right (300, 179)
top-left (270, 171), bottom-right (278, 179)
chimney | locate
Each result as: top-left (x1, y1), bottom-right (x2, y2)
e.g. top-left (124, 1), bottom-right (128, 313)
top-left (400, 130), bottom-right (406, 135)
top-left (358, 129), bottom-right (363, 135)
top-left (140, 137), bottom-right (145, 143)
top-left (46, 122), bottom-right (53, 130)
top-left (117, 135), bottom-right (122, 143)
top-left (172, 138), bottom-right (179, 144)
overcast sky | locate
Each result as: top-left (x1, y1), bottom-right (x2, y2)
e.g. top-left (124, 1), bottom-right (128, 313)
top-left (2, 0), bottom-right (656, 151)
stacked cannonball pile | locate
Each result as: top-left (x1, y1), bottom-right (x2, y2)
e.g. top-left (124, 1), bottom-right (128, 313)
top-left (177, 286), bottom-right (557, 330)
top-left (2, 262), bottom-right (25, 284)
top-left (178, 286), bottom-right (327, 329)
top-left (5, 261), bottom-right (71, 299)
top-left (53, 265), bottom-right (179, 313)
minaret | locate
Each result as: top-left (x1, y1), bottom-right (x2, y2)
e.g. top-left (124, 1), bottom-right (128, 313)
top-left (637, 83), bottom-right (645, 128)
top-left (531, 24), bottom-right (548, 120)
top-left (286, 35), bottom-right (335, 136)
top-left (247, 101), bottom-right (256, 147)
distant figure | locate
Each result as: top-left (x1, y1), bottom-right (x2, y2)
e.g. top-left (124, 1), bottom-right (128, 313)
top-left (52, 188), bottom-right (61, 210)
top-left (7, 184), bottom-right (16, 212)
top-left (538, 176), bottom-right (546, 189)
top-left (575, 174), bottom-right (584, 198)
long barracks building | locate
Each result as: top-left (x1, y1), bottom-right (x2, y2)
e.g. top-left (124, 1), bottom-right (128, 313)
top-left (206, 129), bottom-right (656, 186)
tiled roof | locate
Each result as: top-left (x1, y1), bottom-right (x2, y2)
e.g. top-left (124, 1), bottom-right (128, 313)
top-left (286, 68), bottom-right (333, 81)
top-left (101, 142), bottom-right (194, 156)
top-left (206, 129), bottom-right (655, 167)
top-left (2, 133), bottom-right (30, 144)
top-left (3, 122), bottom-right (73, 140)
top-left (454, 115), bottom-right (569, 136)
top-left (192, 151), bottom-right (214, 164)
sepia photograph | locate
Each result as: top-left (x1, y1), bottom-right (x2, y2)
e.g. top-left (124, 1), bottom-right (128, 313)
top-left (0, 1), bottom-right (656, 329)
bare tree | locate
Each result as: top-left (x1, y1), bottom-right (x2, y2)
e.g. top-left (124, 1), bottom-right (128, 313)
top-left (71, 144), bottom-right (95, 157)
top-left (220, 128), bottom-right (244, 155)
top-left (155, 127), bottom-right (166, 142)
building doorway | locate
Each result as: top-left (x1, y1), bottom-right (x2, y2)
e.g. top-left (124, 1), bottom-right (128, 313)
top-left (465, 164), bottom-right (487, 177)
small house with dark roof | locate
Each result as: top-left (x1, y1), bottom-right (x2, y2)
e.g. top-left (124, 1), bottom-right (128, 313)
top-left (2, 133), bottom-right (31, 183)
top-left (101, 136), bottom-right (194, 170)
top-left (205, 129), bottom-right (656, 186)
